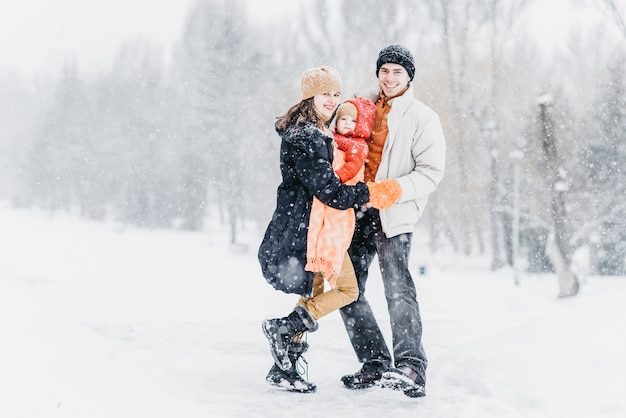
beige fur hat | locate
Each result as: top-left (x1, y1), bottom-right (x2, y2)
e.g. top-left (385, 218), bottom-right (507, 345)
top-left (300, 66), bottom-right (342, 100)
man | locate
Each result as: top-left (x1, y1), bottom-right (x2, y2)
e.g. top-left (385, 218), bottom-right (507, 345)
top-left (339, 44), bottom-right (446, 398)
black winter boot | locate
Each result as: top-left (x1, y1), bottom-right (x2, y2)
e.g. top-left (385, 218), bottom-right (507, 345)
top-left (262, 306), bottom-right (318, 371)
top-left (266, 341), bottom-right (316, 393)
top-left (380, 366), bottom-right (426, 398)
top-left (341, 362), bottom-right (386, 389)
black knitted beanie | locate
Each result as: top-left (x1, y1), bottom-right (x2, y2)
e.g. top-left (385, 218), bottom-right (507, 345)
top-left (376, 44), bottom-right (415, 81)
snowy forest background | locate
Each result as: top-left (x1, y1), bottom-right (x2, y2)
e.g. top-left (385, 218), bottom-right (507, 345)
top-left (1, 0), bottom-right (625, 283)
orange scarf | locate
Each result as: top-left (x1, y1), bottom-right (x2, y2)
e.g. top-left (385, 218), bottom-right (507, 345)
top-left (305, 144), bottom-right (357, 288)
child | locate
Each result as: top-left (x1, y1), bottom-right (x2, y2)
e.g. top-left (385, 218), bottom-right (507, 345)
top-left (305, 97), bottom-right (376, 288)
top-left (334, 97), bottom-right (376, 184)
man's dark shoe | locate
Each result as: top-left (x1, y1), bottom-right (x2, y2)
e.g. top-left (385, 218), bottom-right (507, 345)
top-left (404, 386), bottom-right (426, 398)
top-left (381, 366), bottom-right (426, 397)
top-left (341, 362), bottom-right (385, 389)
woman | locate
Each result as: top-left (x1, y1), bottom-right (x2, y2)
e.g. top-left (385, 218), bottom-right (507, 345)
top-left (258, 66), bottom-right (400, 393)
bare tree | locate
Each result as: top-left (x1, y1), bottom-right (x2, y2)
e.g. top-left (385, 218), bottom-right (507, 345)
top-left (422, 0), bottom-right (533, 259)
top-left (595, 0), bottom-right (626, 38)
top-left (537, 95), bottom-right (579, 298)
top-left (421, 0), bottom-right (482, 255)
top-left (480, 0), bottom-right (533, 270)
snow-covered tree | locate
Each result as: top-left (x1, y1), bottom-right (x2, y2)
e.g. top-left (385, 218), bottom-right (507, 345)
top-left (582, 51), bottom-right (626, 274)
top-left (24, 64), bottom-right (91, 213)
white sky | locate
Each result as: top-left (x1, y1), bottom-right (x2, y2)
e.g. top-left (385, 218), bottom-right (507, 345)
top-left (0, 0), bottom-right (610, 80)
top-left (524, 0), bottom-right (612, 47)
top-left (0, 0), bottom-right (196, 79)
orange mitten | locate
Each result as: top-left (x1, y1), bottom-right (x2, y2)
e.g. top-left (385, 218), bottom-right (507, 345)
top-left (366, 180), bottom-right (402, 210)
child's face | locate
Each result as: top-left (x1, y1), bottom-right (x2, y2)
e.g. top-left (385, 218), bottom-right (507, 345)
top-left (336, 115), bottom-right (357, 135)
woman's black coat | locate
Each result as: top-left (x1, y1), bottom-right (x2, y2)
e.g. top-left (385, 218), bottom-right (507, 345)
top-left (258, 122), bottom-right (370, 295)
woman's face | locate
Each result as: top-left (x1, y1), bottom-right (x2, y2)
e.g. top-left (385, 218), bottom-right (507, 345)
top-left (313, 91), bottom-right (341, 121)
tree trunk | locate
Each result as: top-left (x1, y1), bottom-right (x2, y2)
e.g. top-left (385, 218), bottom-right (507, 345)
top-left (538, 97), bottom-right (579, 297)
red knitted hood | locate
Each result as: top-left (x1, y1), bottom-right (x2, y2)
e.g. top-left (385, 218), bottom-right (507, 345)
top-left (342, 96), bottom-right (376, 139)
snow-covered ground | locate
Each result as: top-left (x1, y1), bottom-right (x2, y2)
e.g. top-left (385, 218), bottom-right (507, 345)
top-left (1, 204), bottom-right (624, 418)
